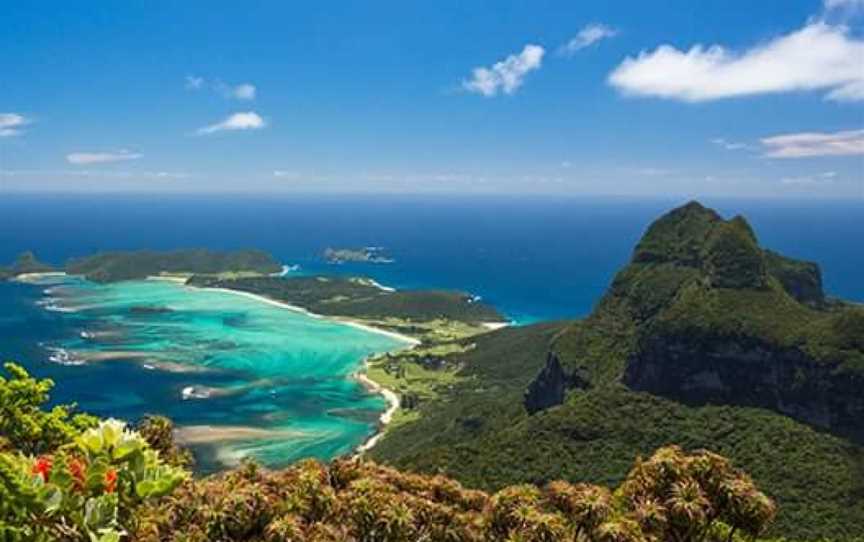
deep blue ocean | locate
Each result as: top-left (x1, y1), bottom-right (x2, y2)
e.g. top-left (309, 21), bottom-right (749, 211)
top-left (1, 195), bottom-right (861, 322)
top-left (1, 194), bottom-right (861, 468)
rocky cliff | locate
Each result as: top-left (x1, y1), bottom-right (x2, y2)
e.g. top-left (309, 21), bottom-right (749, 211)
top-left (525, 201), bottom-right (864, 444)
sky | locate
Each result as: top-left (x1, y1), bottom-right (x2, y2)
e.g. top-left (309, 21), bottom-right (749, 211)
top-left (1, 0), bottom-right (862, 198)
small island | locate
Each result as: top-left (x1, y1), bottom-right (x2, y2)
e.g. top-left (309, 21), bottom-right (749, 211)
top-left (0, 251), bottom-right (56, 280)
top-left (323, 246), bottom-right (394, 264)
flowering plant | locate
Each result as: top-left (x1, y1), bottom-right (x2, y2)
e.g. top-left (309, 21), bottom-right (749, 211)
top-left (0, 419), bottom-right (188, 541)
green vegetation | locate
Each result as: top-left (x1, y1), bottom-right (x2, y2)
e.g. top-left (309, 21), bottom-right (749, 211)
top-left (135, 446), bottom-right (776, 542)
top-left (65, 249), bottom-right (281, 282)
top-left (188, 275), bottom-right (505, 325)
top-left (2, 362), bottom-right (781, 542)
top-left (372, 201), bottom-right (864, 540)
top-left (0, 364), bottom-right (187, 541)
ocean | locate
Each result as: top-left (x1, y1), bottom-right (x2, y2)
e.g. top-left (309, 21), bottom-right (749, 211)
top-left (1, 194), bottom-right (861, 468)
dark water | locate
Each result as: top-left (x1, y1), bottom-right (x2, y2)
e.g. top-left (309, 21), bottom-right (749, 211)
top-left (1, 194), bottom-right (861, 322)
top-left (1, 194), bottom-right (861, 469)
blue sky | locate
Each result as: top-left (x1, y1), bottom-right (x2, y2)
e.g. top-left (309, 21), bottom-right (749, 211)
top-left (1, 0), bottom-right (862, 197)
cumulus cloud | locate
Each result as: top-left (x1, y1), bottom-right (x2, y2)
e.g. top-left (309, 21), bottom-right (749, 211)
top-left (0, 113), bottom-right (31, 137)
top-left (462, 44), bottom-right (545, 97)
top-left (761, 129), bottom-right (864, 158)
top-left (608, 22), bottom-right (864, 102)
top-left (66, 150), bottom-right (142, 165)
top-left (559, 24), bottom-right (618, 56)
top-left (196, 112), bottom-right (266, 134)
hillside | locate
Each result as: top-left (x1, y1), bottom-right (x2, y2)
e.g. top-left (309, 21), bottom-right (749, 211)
top-left (188, 274), bottom-right (506, 326)
top-left (64, 248), bottom-right (282, 282)
top-left (1, 363), bottom-right (778, 542)
top-left (370, 201), bottom-right (864, 540)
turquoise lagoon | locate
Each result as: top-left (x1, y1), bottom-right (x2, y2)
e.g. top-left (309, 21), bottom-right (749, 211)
top-left (23, 275), bottom-right (410, 471)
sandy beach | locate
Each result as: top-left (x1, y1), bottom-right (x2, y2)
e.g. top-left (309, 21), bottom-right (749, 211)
top-left (193, 285), bottom-right (421, 346)
top-left (13, 271), bottom-right (68, 283)
top-left (354, 365), bottom-right (401, 454)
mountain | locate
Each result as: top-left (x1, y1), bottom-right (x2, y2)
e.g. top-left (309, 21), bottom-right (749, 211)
top-left (0, 251), bottom-right (55, 279)
top-left (370, 201), bottom-right (864, 540)
top-left (545, 201), bottom-right (863, 440)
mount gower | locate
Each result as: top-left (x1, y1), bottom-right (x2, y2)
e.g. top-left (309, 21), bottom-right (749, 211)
top-left (371, 201), bottom-right (864, 539)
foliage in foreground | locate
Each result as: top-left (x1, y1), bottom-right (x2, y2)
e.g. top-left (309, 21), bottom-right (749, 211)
top-left (0, 364), bottom-right (187, 541)
top-left (1, 362), bottom-right (780, 541)
top-left (135, 445), bottom-right (775, 542)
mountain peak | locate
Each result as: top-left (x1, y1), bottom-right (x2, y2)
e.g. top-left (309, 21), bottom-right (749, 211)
top-left (632, 200), bottom-right (722, 266)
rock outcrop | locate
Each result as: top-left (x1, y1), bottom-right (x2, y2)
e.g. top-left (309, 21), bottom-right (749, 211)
top-left (523, 352), bottom-right (586, 414)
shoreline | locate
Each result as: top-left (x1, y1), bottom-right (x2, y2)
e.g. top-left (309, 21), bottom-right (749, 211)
top-left (186, 283), bottom-right (422, 347)
top-left (150, 277), bottom-right (417, 455)
top-left (12, 271), bottom-right (68, 282)
top-left (353, 361), bottom-right (402, 454)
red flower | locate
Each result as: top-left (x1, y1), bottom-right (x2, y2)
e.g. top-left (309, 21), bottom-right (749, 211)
top-left (31, 456), bottom-right (52, 482)
top-left (68, 457), bottom-right (87, 492)
top-left (104, 469), bottom-right (118, 494)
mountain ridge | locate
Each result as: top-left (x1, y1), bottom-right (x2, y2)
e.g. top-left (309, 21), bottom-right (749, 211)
top-left (371, 201), bottom-right (864, 539)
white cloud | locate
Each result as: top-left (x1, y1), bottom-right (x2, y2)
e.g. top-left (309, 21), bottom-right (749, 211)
top-left (559, 24), bottom-right (618, 56)
top-left (185, 75), bottom-right (204, 90)
top-left (608, 22), bottom-right (864, 102)
top-left (196, 112), bottom-right (266, 135)
top-left (761, 129), bottom-right (864, 158)
top-left (66, 150), bottom-right (142, 165)
top-left (0, 113), bottom-right (31, 137)
top-left (462, 44), bottom-right (545, 97)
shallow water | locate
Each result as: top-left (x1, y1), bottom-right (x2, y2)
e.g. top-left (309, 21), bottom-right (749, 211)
top-left (5, 275), bottom-right (409, 472)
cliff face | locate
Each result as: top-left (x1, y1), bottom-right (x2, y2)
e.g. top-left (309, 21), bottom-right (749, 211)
top-left (624, 332), bottom-right (864, 443)
top-left (524, 201), bottom-right (863, 444)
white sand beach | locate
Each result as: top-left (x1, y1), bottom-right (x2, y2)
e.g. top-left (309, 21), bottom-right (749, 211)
top-left (354, 367), bottom-right (401, 454)
top-left (194, 286), bottom-right (421, 346)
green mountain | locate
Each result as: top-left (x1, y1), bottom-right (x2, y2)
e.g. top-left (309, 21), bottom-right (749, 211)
top-left (371, 202), bottom-right (864, 540)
